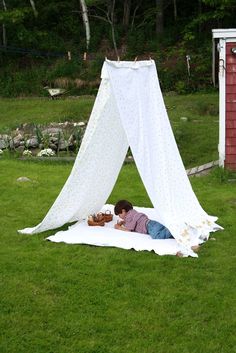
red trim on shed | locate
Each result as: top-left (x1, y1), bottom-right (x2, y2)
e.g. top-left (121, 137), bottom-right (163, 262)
top-left (227, 64), bottom-right (236, 73)
top-left (226, 129), bottom-right (236, 137)
top-left (226, 74), bottom-right (236, 85)
top-left (226, 102), bottom-right (236, 111)
top-left (226, 93), bottom-right (236, 103)
top-left (226, 120), bottom-right (236, 128)
top-left (226, 146), bottom-right (236, 155)
top-left (225, 163), bottom-right (236, 170)
top-left (226, 136), bottom-right (236, 145)
top-left (225, 155), bottom-right (236, 163)
top-left (225, 42), bottom-right (236, 170)
top-left (226, 85), bottom-right (236, 94)
top-left (226, 112), bottom-right (236, 120)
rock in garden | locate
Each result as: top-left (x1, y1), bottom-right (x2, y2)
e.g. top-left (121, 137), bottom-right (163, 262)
top-left (26, 137), bottom-right (39, 148)
top-left (16, 146), bottom-right (25, 153)
top-left (0, 134), bottom-right (9, 147)
top-left (68, 134), bottom-right (75, 146)
top-left (49, 136), bottom-right (58, 143)
top-left (42, 128), bottom-right (62, 135)
top-left (17, 177), bottom-right (31, 182)
top-left (0, 139), bottom-right (8, 149)
top-left (13, 134), bottom-right (24, 147)
top-left (74, 122), bottom-right (85, 127)
top-left (49, 143), bottom-right (57, 150)
top-left (58, 141), bottom-right (68, 150)
top-left (9, 140), bottom-right (14, 149)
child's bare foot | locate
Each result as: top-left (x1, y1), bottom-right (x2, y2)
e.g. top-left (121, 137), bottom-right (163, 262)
top-left (191, 245), bottom-right (200, 252)
top-left (176, 251), bottom-right (183, 257)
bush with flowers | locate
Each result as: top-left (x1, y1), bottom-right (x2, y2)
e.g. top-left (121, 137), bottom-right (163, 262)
top-left (37, 148), bottom-right (55, 157)
top-left (23, 149), bottom-right (32, 157)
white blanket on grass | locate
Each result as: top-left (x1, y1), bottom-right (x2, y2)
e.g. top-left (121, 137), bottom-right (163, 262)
top-left (46, 205), bottom-right (211, 257)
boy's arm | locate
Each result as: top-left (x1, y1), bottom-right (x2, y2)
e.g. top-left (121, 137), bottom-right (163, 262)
top-left (117, 220), bottom-right (124, 226)
top-left (114, 224), bottom-right (131, 231)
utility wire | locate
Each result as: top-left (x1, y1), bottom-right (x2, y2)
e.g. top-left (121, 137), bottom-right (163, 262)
top-left (0, 45), bottom-right (66, 57)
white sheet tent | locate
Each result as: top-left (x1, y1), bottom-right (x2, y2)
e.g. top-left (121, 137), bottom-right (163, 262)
top-left (19, 59), bottom-right (222, 257)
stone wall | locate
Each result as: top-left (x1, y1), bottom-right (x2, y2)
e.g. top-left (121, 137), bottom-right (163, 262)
top-left (0, 121), bottom-right (86, 155)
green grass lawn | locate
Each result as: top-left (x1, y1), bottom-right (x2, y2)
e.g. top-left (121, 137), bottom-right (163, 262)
top-left (1, 158), bottom-right (236, 353)
top-left (0, 96), bottom-right (95, 131)
top-left (0, 93), bottom-right (219, 168)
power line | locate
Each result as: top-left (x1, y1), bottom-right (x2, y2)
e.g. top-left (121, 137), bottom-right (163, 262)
top-left (0, 45), bottom-right (66, 58)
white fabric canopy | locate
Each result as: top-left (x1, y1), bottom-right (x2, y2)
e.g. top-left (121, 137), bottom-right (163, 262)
top-left (19, 59), bottom-right (222, 257)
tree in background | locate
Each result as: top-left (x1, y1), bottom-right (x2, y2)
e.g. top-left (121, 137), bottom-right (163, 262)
top-left (1, 0), bottom-right (236, 53)
top-left (79, 0), bottom-right (90, 50)
top-left (1, 0), bottom-right (7, 46)
top-left (29, 0), bottom-right (38, 18)
top-left (0, 0), bottom-right (236, 98)
top-left (88, 0), bottom-right (119, 57)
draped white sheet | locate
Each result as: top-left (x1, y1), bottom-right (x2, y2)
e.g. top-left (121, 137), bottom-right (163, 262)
top-left (46, 205), bottom-right (189, 256)
top-left (19, 59), bottom-right (222, 257)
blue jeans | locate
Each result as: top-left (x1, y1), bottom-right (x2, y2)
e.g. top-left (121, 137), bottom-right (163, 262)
top-left (146, 220), bottom-right (173, 240)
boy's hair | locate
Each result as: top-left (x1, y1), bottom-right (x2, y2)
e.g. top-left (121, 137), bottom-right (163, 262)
top-left (114, 200), bottom-right (133, 215)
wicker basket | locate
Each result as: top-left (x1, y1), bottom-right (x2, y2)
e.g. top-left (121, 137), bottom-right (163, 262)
top-left (102, 210), bottom-right (113, 223)
top-left (87, 214), bottom-right (105, 226)
top-left (87, 219), bottom-right (105, 226)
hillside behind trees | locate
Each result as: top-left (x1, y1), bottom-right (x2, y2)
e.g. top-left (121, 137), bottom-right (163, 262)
top-left (0, 0), bottom-right (236, 97)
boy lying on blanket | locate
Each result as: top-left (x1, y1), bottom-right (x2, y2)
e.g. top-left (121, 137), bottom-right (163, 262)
top-left (114, 200), bottom-right (173, 240)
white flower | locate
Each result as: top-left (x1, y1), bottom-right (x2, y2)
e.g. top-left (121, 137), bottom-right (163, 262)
top-left (0, 149), bottom-right (3, 155)
top-left (37, 148), bottom-right (55, 157)
top-left (23, 149), bottom-right (32, 157)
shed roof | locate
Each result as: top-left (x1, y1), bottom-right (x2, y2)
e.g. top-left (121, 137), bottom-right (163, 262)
top-left (212, 29), bottom-right (236, 39)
